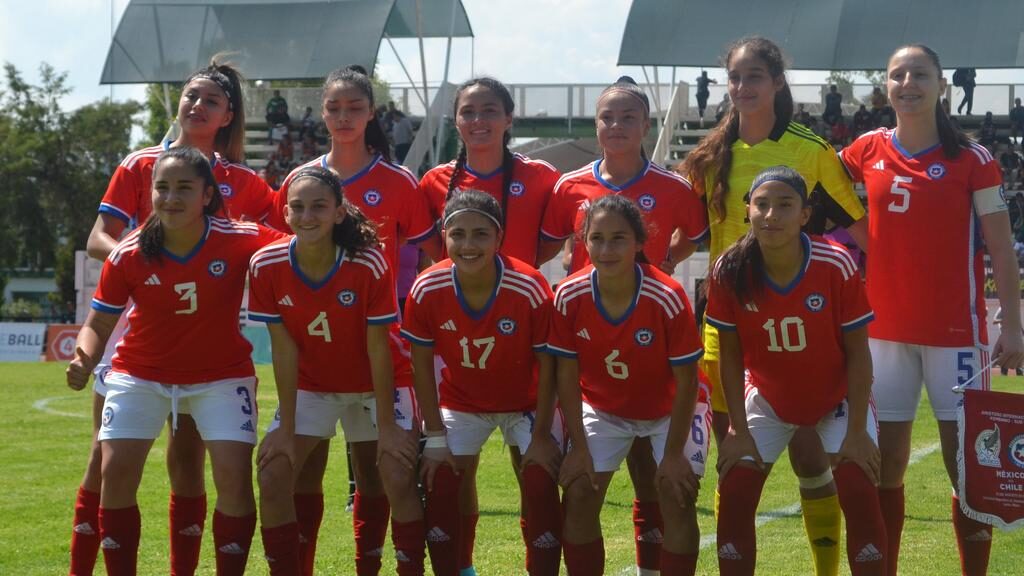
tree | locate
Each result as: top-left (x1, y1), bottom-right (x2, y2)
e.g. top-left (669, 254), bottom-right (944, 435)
top-left (144, 83), bottom-right (181, 145)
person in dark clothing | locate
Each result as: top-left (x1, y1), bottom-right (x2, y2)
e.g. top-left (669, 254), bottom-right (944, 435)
top-left (1010, 97), bottom-right (1024, 143)
top-left (979, 111), bottom-right (997, 148)
top-left (823, 84), bottom-right (843, 126)
top-left (695, 70), bottom-right (717, 125)
top-left (852, 104), bottom-right (872, 137)
top-left (955, 67), bottom-right (976, 115)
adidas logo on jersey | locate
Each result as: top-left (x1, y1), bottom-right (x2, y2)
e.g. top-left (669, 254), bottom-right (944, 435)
top-left (73, 522), bottom-right (96, 535)
top-left (100, 537), bottom-right (120, 550)
top-left (218, 542), bottom-right (246, 555)
top-left (744, 302), bottom-right (759, 312)
top-left (178, 524), bottom-right (203, 537)
top-left (854, 543), bottom-right (882, 562)
top-left (240, 420), bottom-right (254, 432)
top-left (531, 532), bottom-right (560, 549)
top-left (872, 160), bottom-right (885, 171)
top-left (690, 451), bottom-right (704, 464)
top-left (718, 543), bottom-right (742, 560)
top-left (637, 528), bottom-right (663, 543)
top-left (577, 328), bottom-right (591, 340)
top-left (277, 295), bottom-right (294, 306)
top-left (144, 274), bottom-right (161, 286)
top-left (966, 529), bottom-right (992, 542)
top-left (440, 319), bottom-right (457, 331)
top-left (426, 527), bottom-right (451, 542)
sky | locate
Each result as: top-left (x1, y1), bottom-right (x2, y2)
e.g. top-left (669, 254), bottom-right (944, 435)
top-left (1, 0), bottom-right (1022, 113)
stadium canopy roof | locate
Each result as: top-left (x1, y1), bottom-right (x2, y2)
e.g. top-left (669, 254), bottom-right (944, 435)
top-left (618, 0), bottom-right (1024, 70)
top-left (101, 0), bottom-right (474, 84)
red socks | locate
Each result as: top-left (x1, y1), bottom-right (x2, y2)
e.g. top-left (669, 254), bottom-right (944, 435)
top-left (833, 463), bottom-right (886, 576)
top-left (424, 464), bottom-right (461, 575)
top-left (716, 465), bottom-right (767, 576)
top-left (391, 518), bottom-right (426, 576)
top-left (878, 485), bottom-right (904, 576)
top-left (169, 493), bottom-right (206, 576)
top-left (523, 464), bottom-right (562, 575)
top-left (660, 549), bottom-right (698, 575)
top-left (212, 509), bottom-right (256, 576)
top-left (261, 522), bottom-right (301, 576)
top-left (294, 492), bottom-right (324, 576)
top-left (562, 538), bottom-right (604, 576)
top-left (70, 486), bottom-right (100, 576)
top-left (633, 499), bottom-right (663, 572)
top-left (953, 494), bottom-right (992, 576)
top-left (353, 491), bottom-right (390, 576)
top-left (458, 513), bottom-right (479, 571)
top-left (98, 505), bottom-right (141, 576)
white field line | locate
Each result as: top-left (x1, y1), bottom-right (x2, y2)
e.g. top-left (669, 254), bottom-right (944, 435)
top-left (32, 395), bottom-right (90, 418)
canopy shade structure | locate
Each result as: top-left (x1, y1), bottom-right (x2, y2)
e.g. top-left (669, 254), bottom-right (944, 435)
top-left (101, 0), bottom-right (473, 84)
top-left (618, 0), bottom-right (1024, 69)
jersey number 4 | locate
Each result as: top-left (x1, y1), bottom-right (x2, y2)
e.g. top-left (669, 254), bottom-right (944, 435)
top-left (307, 311), bottom-right (332, 342)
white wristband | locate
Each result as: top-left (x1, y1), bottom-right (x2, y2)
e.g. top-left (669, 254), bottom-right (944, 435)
top-left (424, 435), bottom-right (448, 449)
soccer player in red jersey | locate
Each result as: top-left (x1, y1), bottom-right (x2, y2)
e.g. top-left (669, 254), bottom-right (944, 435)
top-left (66, 147), bottom-right (284, 576)
top-left (538, 76), bottom-right (709, 574)
top-left (704, 166), bottom-right (884, 576)
top-left (550, 195), bottom-right (708, 576)
top-left (249, 167), bottom-right (424, 575)
top-left (264, 65), bottom-right (440, 575)
top-left (839, 45), bottom-right (1024, 576)
top-left (71, 60), bottom-right (275, 576)
top-left (400, 191), bottom-right (562, 576)
top-left (418, 77), bottom-right (560, 266)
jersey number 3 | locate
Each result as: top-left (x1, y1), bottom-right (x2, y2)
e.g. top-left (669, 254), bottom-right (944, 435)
top-left (174, 282), bottom-right (197, 315)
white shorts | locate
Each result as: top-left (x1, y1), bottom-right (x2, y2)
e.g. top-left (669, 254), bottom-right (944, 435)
top-left (267, 388), bottom-right (417, 442)
top-left (870, 338), bottom-right (990, 422)
top-left (441, 408), bottom-right (566, 456)
top-left (744, 385), bottom-right (878, 464)
top-left (98, 372), bottom-right (258, 444)
top-left (581, 401), bottom-right (710, 475)
top-left (92, 311), bottom-right (131, 397)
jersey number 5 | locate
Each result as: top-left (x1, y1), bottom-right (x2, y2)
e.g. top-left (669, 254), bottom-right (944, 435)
top-left (888, 176), bottom-right (912, 213)
top-left (173, 282), bottom-right (197, 315)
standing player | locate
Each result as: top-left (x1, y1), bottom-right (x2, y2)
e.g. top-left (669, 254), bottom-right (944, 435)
top-left (71, 59), bottom-right (275, 576)
top-left (417, 77), bottom-right (560, 575)
top-left (705, 166), bottom-right (885, 576)
top-left (66, 147), bottom-right (283, 575)
top-left (538, 75), bottom-right (708, 575)
top-left (682, 36), bottom-right (867, 576)
top-left (249, 167), bottom-right (424, 575)
top-left (549, 195), bottom-right (708, 576)
top-left (401, 191), bottom-right (562, 576)
top-left (265, 64), bottom-right (440, 575)
top-left (839, 44), bottom-right (1024, 575)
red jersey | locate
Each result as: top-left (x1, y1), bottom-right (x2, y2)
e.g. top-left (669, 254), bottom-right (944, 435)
top-left (540, 160), bottom-right (709, 273)
top-left (839, 129), bottom-right (1003, 347)
top-left (419, 154), bottom-right (560, 265)
top-left (99, 141), bottom-right (275, 226)
top-left (267, 154), bottom-right (436, 270)
top-left (401, 256), bottom-right (552, 413)
top-left (91, 217), bottom-right (284, 384)
top-left (548, 263), bottom-right (704, 420)
top-left (248, 237), bottom-right (399, 393)
top-left (704, 235), bottom-right (873, 425)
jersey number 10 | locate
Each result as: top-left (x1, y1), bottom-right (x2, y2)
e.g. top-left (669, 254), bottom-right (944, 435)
top-left (762, 317), bottom-right (807, 352)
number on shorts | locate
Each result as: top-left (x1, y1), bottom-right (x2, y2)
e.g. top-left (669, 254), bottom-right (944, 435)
top-left (459, 336), bottom-right (496, 369)
top-left (691, 414), bottom-right (705, 446)
top-left (604, 349), bottom-right (629, 380)
top-left (237, 386), bottom-right (253, 415)
top-left (173, 282), bottom-right (197, 315)
top-left (888, 176), bottom-right (912, 213)
top-left (307, 311), bottom-right (332, 342)
top-left (763, 317), bottom-right (807, 352)
top-left (957, 351), bottom-right (974, 387)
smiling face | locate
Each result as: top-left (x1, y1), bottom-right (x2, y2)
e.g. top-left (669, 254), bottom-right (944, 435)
top-left (285, 178), bottom-right (346, 246)
top-left (585, 208), bottom-right (643, 278)
top-left (322, 81), bottom-right (373, 146)
top-left (595, 90), bottom-right (650, 157)
top-left (444, 210), bottom-right (502, 276)
top-left (747, 180), bottom-right (811, 250)
top-left (726, 45), bottom-right (785, 118)
top-left (177, 77), bottom-right (234, 138)
top-left (454, 84), bottom-right (512, 153)
top-left (151, 158), bottom-right (213, 230)
top-left (887, 46), bottom-right (945, 120)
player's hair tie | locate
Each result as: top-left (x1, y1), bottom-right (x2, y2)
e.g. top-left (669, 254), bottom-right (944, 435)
top-left (744, 165), bottom-right (808, 203)
top-left (289, 168), bottom-right (344, 201)
top-left (442, 208), bottom-right (502, 231)
top-left (190, 70), bottom-right (235, 110)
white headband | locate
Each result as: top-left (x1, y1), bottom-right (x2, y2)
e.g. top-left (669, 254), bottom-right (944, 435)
top-left (442, 208), bottom-right (502, 231)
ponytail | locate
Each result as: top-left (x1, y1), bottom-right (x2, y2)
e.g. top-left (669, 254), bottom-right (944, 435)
top-left (446, 144), bottom-right (468, 203)
top-left (709, 229), bottom-right (764, 304)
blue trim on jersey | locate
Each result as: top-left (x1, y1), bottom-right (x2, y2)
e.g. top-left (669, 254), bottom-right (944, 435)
top-left (322, 154), bottom-right (381, 186)
top-left (248, 312), bottom-right (282, 324)
top-left (407, 223), bottom-right (437, 244)
top-left (592, 264), bottom-right (642, 326)
top-left (91, 299), bottom-right (125, 315)
top-left (592, 159), bottom-right (650, 192)
top-left (464, 163), bottom-right (502, 180)
top-left (545, 344), bottom-right (577, 358)
top-left (161, 217), bottom-right (211, 264)
top-left (368, 312), bottom-right (399, 325)
top-left (669, 349), bottom-right (704, 366)
top-left (690, 228), bottom-right (711, 244)
top-left (399, 328), bottom-right (434, 347)
top-left (164, 138), bottom-right (219, 167)
top-left (704, 315), bottom-right (736, 331)
top-left (540, 229), bottom-right (568, 242)
top-left (289, 237), bottom-right (344, 291)
top-left (453, 255), bottom-right (503, 320)
top-left (763, 233), bottom-right (811, 296)
top-left (98, 203), bottom-right (132, 224)
top-left (891, 135), bottom-right (941, 160)
top-left (841, 311), bottom-right (874, 331)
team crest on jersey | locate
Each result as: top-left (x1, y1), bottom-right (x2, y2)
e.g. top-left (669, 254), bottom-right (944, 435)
top-left (218, 183), bottom-right (234, 198)
top-left (363, 189), bottom-right (382, 206)
top-left (637, 194), bottom-right (656, 212)
top-left (208, 259), bottom-right (227, 277)
top-left (634, 328), bottom-right (654, 346)
top-left (927, 162), bottom-right (947, 180)
top-left (102, 406), bottom-right (114, 426)
top-left (805, 292), bottom-right (826, 312)
top-left (497, 317), bottom-right (517, 335)
top-left (509, 180), bottom-right (526, 197)
top-left (337, 290), bottom-right (357, 307)
top-left (1009, 434), bottom-right (1024, 470)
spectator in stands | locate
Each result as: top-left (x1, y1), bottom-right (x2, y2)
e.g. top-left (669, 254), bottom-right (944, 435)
top-left (695, 70), bottom-right (717, 126)
top-left (265, 89), bottom-right (290, 139)
top-left (830, 116), bottom-right (851, 147)
top-left (1000, 142), bottom-right (1023, 189)
top-left (300, 131), bottom-right (318, 163)
top-left (869, 86), bottom-right (888, 127)
top-left (299, 106), bottom-right (316, 140)
top-left (715, 92), bottom-right (731, 123)
top-left (979, 111), bottom-right (997, 149)
top-left (808, 115), bottom-right (826, 138)
top-left (276, 131), bottom-right (295, 170)
top-left (391, 109), bottom-right (414, 164)
top-left (954, 67), bottom-right (977, 115)
top-left (852, 104), bottom-right (872, 136)
top-left (795, 103), bottom-right (812, 127)
top-left (823, 84), bottom-right (843, 126)
top-left (1010, 97), bottom-right (1024, 144)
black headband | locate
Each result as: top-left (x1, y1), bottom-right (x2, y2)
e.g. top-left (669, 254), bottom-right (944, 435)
top-left (190, 70), bottom-right (234, 110)
top-left (290, 169), bottom-right (343, 201)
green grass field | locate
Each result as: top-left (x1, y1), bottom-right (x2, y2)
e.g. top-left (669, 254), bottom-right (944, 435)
top-left (2, 361), bottom-right (1022, 574)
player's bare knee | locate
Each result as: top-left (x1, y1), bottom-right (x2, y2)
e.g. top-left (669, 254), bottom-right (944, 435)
top-left (257, 458), bottom-right (293, 501)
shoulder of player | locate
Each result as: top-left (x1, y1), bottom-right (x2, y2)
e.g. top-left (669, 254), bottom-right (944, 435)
top-left (409, 262), bottom-right (455, 302)
top-left (962, 140), bottom-right (996, 166)
top-left (345, 246), bottom-right (390, 279)
top-left (553, 268), bottom-right (594, 309)
top-left (249, 238), bottom-right (292, 276)
top-left (553, 162), bottom-right (597, 192)
top-left (645, 162), bottom-right (694, 190)
top-left (637, 265), bottom-right (688, 318)
top-left (280, 157), bottom-right (325, 189)
top-left (208, 216), bottom-right (261, 237)
top-left (419, 162), bottom-right (455, 187)
top-left (214, 154), bottom-right (258, 177)
top-left (119, 145), bottom-right (164, 169)
top-left (512, 153), bottom-right (559, 175)
top-left (370, 157), bottom-right (419, 189)
top-left (106, 228), bottom-right (146, 264)
top-left (807, 236), bottom-right (858, 280)
top-left (499, 257), bottom-right (551, 308)
top-left (782, 122), bottom-right (832, 151)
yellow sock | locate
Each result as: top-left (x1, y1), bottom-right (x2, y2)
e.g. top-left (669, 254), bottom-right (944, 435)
top-left (801, 494), bottom-right (841, 576)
